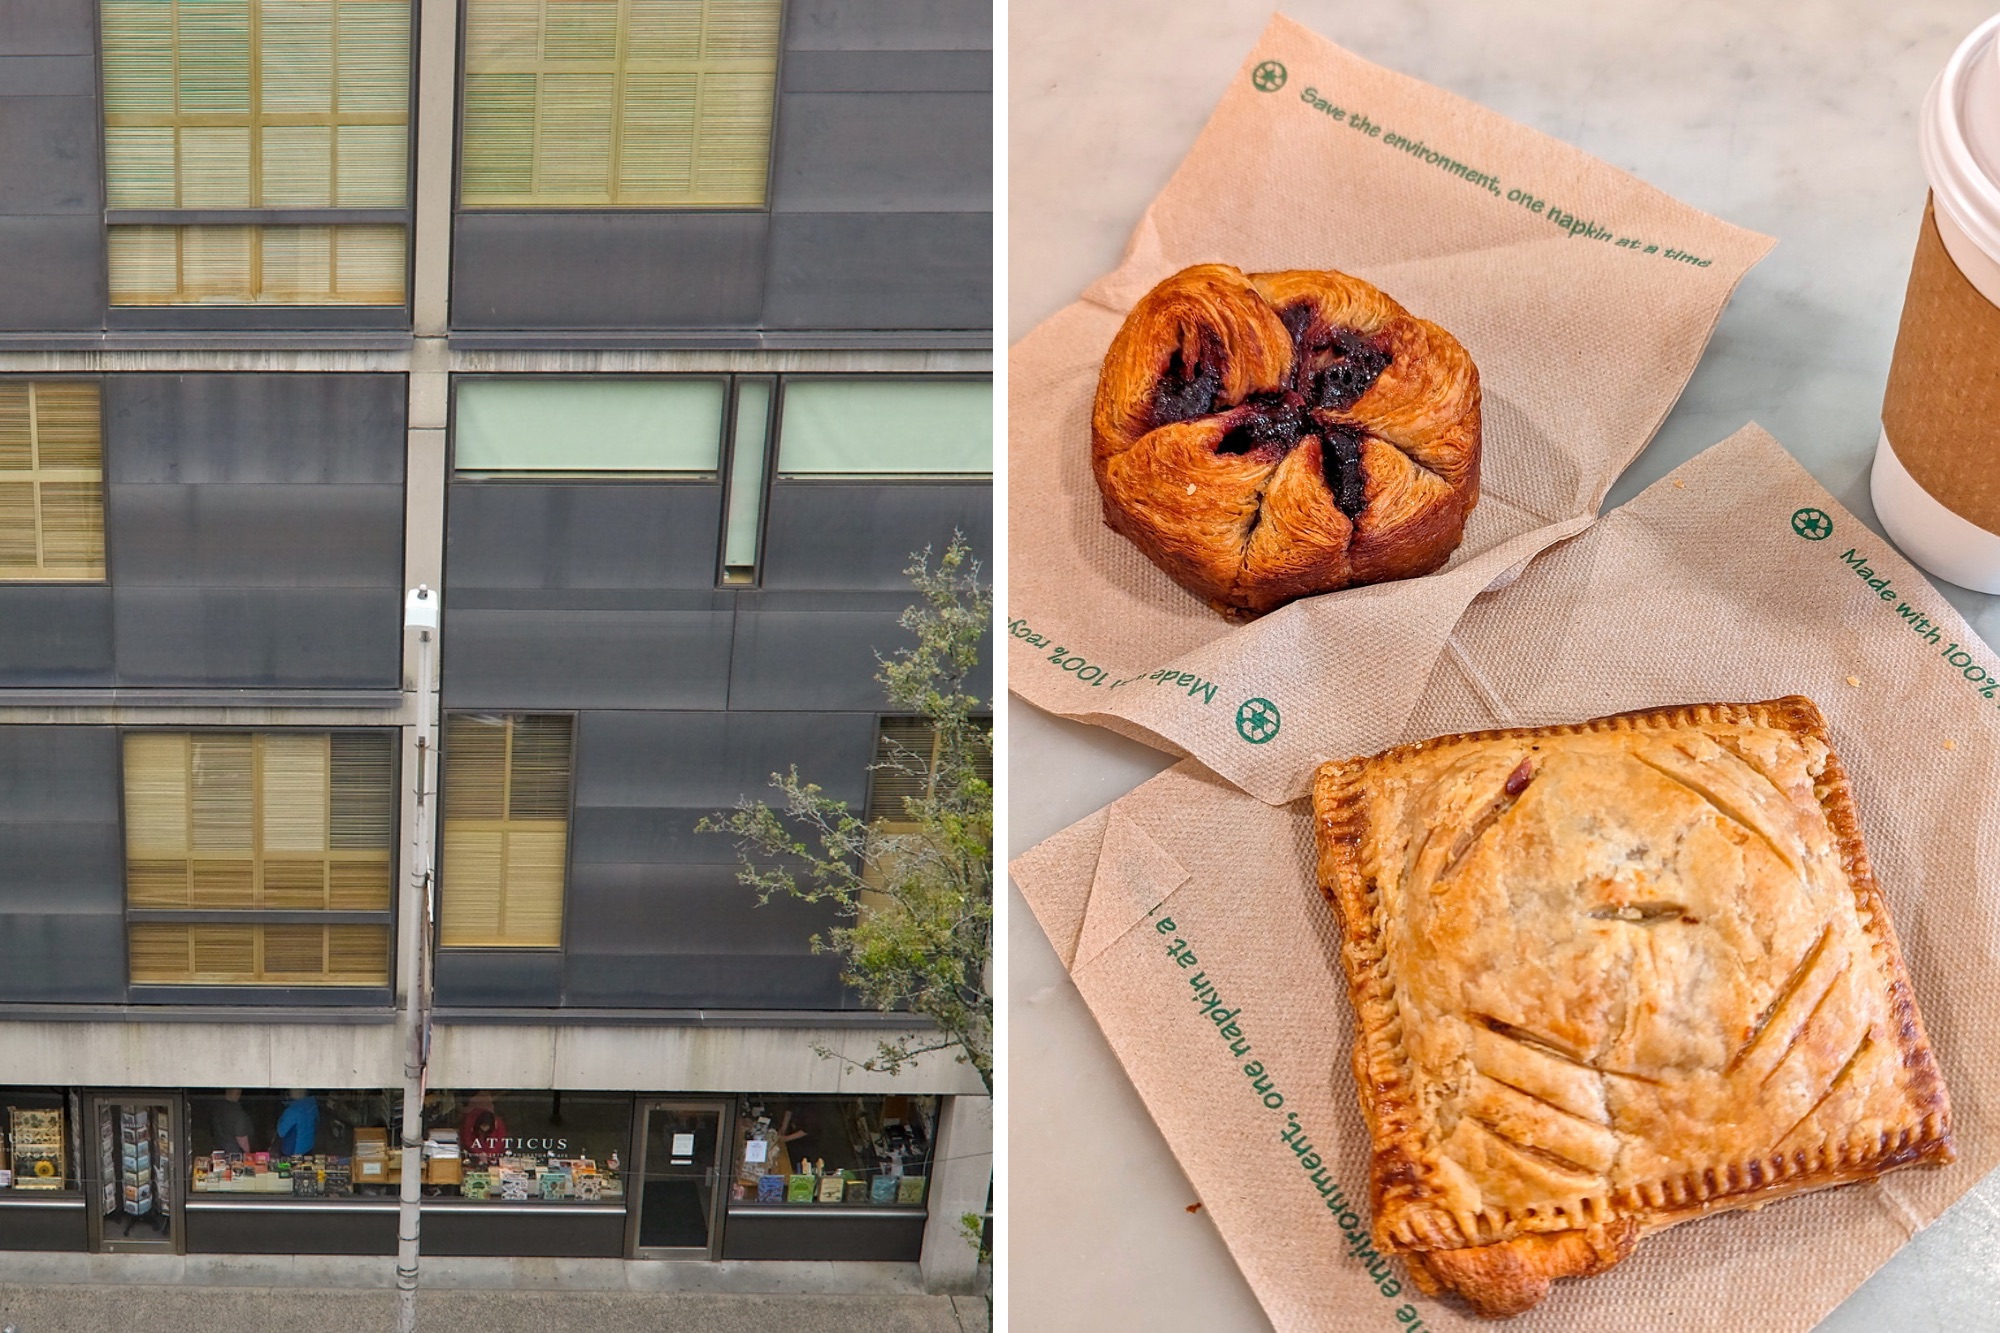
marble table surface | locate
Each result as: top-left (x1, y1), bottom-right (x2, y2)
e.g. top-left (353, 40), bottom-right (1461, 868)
top-left (1006, 2), bottom-right (2000, 1328)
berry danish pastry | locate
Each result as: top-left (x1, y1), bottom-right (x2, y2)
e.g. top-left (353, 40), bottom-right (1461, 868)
top-left (1092, 263), bottom-right (1481, 618)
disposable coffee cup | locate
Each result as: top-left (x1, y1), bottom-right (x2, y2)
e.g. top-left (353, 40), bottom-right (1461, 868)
top-left (1874, 11), bottom-right (2000, 593)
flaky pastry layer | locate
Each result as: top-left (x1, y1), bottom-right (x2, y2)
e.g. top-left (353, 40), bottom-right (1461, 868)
top-left (1311, 697), bottom-right (1952, 1318)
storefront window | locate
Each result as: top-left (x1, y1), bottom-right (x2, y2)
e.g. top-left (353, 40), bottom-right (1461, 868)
top-left (188, 1088), bottom-right (397, 1196)
top-left (2, 1090), bottom-right (74, 1192)
top-left (433, 1090), bottom-right (628, 1203)
top-left (730, 1095), bottom-right (936, 1208)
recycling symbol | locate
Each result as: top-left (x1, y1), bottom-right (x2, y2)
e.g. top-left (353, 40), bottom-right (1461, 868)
top-left (1791, 507), bottom-right (1833, 541)
top-left (1252, 60), bottom-right (1288, 92)
top-left (1236, 697), bottom-right (1282, 744)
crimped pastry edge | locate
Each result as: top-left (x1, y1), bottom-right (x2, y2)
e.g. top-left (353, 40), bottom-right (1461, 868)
top-left (1309, 697), bottom-right (1955, 1298)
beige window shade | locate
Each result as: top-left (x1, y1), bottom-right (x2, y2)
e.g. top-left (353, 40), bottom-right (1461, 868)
top-left (461, 0), bottom-right (779, 207)
top-left (107, 224), bottom-right (406, 306)
top-left (123, 731), bottom-right (395, 985)
top-left (100, 0), bottom-right (410, 305)
top-left (0, 383), bottom-right (105, 582)
top-left (859, 717), bottom-right (992, 895)
top-left (441, 714), bottom-right (573, 948)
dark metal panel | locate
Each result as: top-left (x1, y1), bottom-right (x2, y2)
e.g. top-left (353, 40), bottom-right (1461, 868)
top-left (433, 949), bottom-right (563, 1007)
top-left (564, 861), bottom-right (842, 956)
top-left (0, 1203), bottom-right (88, 1251)
top-left (0, 913), bottom-right (126, 1002)
top-left (780, 49), bottom-right (989, 93)
top-left (762, 212), bottom-right (990, 330)
top-left (445, 483), bottom-right (724, 592)
top-left (423, 1207), bottom-right (626, 1258)
top-left (728, 608), bottom-right (911, 711)
top-left (573, 709), bottom-right (875, 811)
top-left (0, 823), bottom-right (124, 913)
top-left (111, 586), bottom-right (403, 688)
top-left (721, 1210), bottom-right (925, 1261)
top-left (440, 609), bottom-right (733, 710)
top-left (451, 213), bottom-right (769, 331)
top-left (760, 482), bottom-right (992, 591)
top-left (0, 724), bottom-right (119, 819)
top-left (0, 216), bottom-right (105, 330)
top-left (108, 483), bottom-right (405, 588)
top-left (784, 0), bottom-right (990, 51)
top-left (560, 950), bottom-right (848, 1008)
top-left (102, 374), bottom-right (408, 484)
top-left (0, 94), bottom-right (101, 212)
top-left (0, 586), bottom-right (115, 684)
top-left (185, 1205), bottom-right (396, 1255)
top-left (771, 93), bottom-right (989, 214)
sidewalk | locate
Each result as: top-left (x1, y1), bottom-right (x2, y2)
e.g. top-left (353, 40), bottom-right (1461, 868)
top-left (0, 1286), bottom-right (990, 1333)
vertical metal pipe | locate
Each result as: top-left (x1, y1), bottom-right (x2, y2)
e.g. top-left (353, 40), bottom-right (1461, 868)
top-left (396, 594), bottom-right (439, 1333)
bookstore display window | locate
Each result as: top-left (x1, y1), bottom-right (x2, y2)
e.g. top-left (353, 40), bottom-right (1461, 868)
top-left (187, 1088), bottom-right (398, 1196)
top-left (1, 1089), bottom-right (74, 1192)
top-left (730, 1095), bottom-right (936, 1208)
top-left (430, 1090), bottom-right (628, 1203)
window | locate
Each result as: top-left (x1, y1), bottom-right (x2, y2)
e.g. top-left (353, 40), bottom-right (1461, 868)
top-left (122, 731), bottom-right (396, 985)
top-left (731, 1095), bottom-right (935, 1207)
top-left (453, 378), bottom-right (724, 472)
top-left (3, 1092), bottom-right (74, 1193)
top-left (435, 1090), bottom-right (628, 1202)
top-left (721, 376), bottom-right (772, 583)
top-left (0, 382), bottom-right (105, 582)
top-left (865, 717), bottom-right (995, 827)
top-left (99, 0), bottom-right (411, 305)
top-left (460, 0), bottom-right (780, 208)
top-left (440, 714), bottom-right (574, 948)
top-left (778, 380), bottom-right (993, 476)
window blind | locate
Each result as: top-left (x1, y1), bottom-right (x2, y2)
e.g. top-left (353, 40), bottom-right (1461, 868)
top-left (123, 731), bottom-right (395, 985)
top-left (461, 0), bottom-right (779, 207)
top-left (100, 0), bottom-right (410, 305)
top-left (778, 381), bottom-right (995, 476)
top-left (440, 714), bottom-right (574, 948)
top-left (0, 383), bottom-right (105, 582)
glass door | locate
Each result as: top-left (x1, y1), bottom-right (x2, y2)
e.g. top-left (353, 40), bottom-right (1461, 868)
top-left (630, 1099), bottom-right (731, 1258)
top-left (86, 1094), bottom-right (179, 1253)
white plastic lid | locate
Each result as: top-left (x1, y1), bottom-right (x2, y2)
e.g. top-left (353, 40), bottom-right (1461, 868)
top-left (1922, 12), bottom-right (2000, 266)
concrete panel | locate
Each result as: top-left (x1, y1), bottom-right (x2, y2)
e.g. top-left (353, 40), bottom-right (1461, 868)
top-left (784, 0), bottom-right (990, 51)
top-left (728, 608), bottom-right (910, 711)
top-left (0, 1021), bottom-right (400, 1088)
top-left (445, 482), bottom-right (723, 592)
top-left (451, 213), bottom-right (769, 331)
top-left (760, 482), bottom-right (991, 591)
top-left (780, 49), bottom-right (990, 93)
top-left (573, 709), bottom-right (875, 810)
top-left (762, 212), bottom-right (990, 330)
top-left (564, 861), bottom-right (841, 956)
top-left (561, 950), bottom-right (848, 1009)
top-left (0, 913), bottom-right (126, 1002)
top-left (0, 586), bottom-right (115, 684)
top-left (0, 94), bottom-right (101, 212)
top-left (108, 484), bottom-right (405, 588)
top-left (0, 215), bottom-right (105, 330)
top-left (103, 375), bottom-right (408, 485)
top-left (771, 94), bottom-right (990, 214)
top-left (440, 608), bottom-right (733, 710)
top-left (434, 949), bottom-right (564, 1008)
top-left (112, 586), bottom-right (403, 688)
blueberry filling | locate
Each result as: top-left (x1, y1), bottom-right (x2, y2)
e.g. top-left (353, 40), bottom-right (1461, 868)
top-left (1150, 345), bottom-right (1224, 425)
top-left (1149, 303), bottom-right (1389, 519)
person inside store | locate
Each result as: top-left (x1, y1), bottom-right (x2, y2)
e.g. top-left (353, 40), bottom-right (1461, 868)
top-left (275, 1089), bottom-right (319, 1156)
top-left (209, 1089), bottom-right (253, 1155)
top-left (459, 1091), bottom-right (509, 1159)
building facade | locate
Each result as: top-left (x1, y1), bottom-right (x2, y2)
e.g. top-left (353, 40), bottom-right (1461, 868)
top-left (0, 0), bottom-right (991, 1286)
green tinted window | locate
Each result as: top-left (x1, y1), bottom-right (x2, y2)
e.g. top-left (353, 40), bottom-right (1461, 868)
top-left (777, 381), bottom-right (992, 476)
top-left (454, 379), bottom-right (725, 472)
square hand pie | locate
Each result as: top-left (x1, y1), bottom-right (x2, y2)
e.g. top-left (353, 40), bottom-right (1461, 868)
top-left (1311, 697), bottom-right (1953, 1319)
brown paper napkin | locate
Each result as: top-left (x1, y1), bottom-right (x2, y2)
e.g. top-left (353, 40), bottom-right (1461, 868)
top-left (1011, 425), bottom-right (1999, 1332)
top-left (1009, 13), bottom-right (1774, 804)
